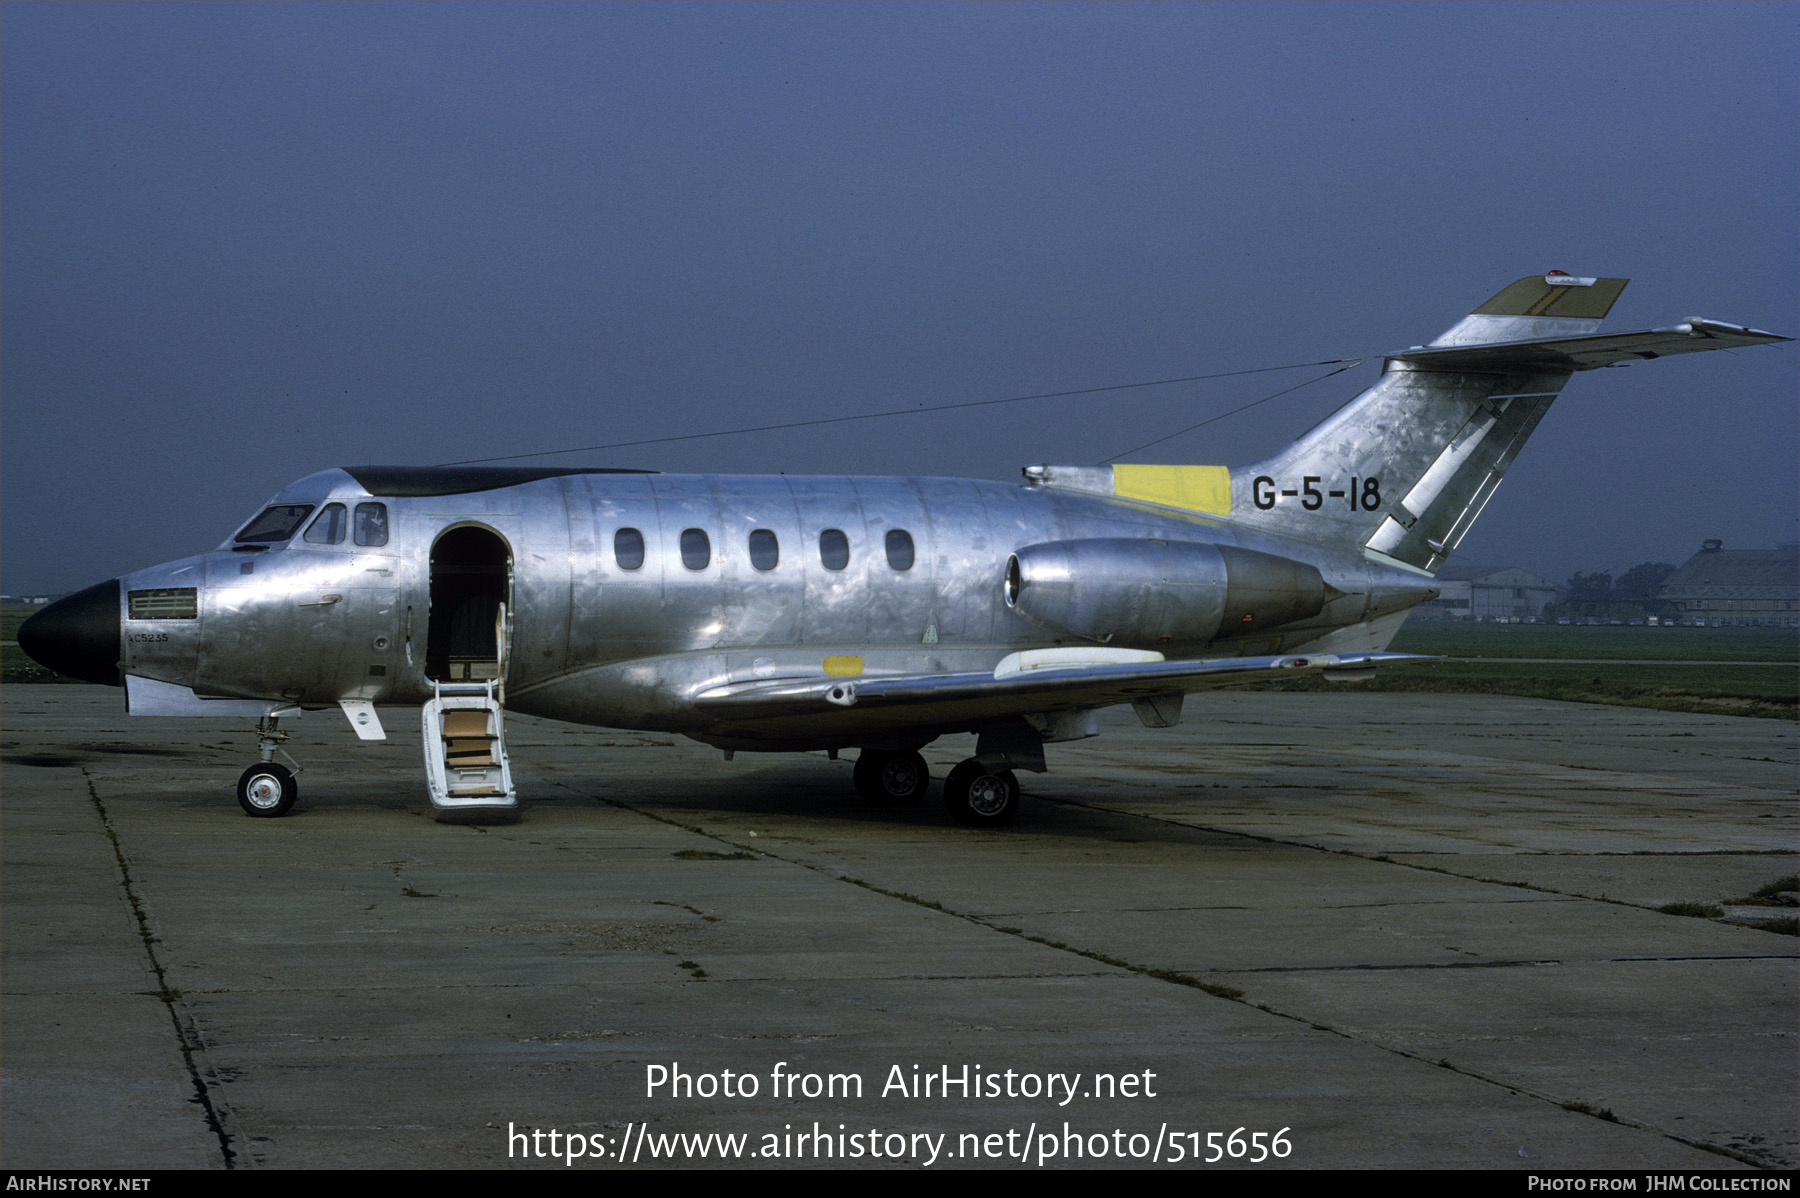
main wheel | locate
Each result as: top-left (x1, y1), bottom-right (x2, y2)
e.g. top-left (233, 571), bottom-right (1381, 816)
top-left (237, 762), bottom-right (297, 818)
top-left (853, 749), bottom-right (930, 805)
top-left (942, 760), bottom-right (1020, 827)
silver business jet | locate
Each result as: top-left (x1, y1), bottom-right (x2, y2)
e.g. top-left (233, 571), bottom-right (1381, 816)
top-left (20, 273), bottom-right (1790, 825)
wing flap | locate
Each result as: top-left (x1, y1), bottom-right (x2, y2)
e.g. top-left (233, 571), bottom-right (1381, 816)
top-left (693, 651), bottom-right (1425, 720)
top-left (1392, 319), bottom-right (1791, 373)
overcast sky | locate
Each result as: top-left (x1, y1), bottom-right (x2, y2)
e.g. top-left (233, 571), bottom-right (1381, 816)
top-left (4, 1), bottom-right (1795, 594)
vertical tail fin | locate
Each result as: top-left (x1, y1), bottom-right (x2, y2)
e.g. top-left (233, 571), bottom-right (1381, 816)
top-left (1034, 274), bottom-right (1786, 578)
top-left (1227, 274), bottom-right (1630, 574)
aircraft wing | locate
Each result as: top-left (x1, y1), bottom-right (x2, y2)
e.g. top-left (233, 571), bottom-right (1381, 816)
top-left (692, 651), bottom-right (1423, 724)
top-left (1390, 318), bottom-right (1792, 373)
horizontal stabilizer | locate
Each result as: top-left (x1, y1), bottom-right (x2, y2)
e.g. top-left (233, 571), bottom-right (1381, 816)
top-left (1393, 319), bottom-right (1791, 373)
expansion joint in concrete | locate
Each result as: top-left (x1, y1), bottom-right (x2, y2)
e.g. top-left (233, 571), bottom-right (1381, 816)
top-left (1024, 793), bottom-right (1794, 1166)
top-left (81, 768), bottom-right (237, 1170)
top-left (546, 777), bottom-right (1792, 1168)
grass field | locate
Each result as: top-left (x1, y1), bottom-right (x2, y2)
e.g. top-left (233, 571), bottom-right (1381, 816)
top-left (1262, 621), bottom-right (1798, 719)
top-left (3, 606), bottom-right (73, 683)
top-left (6, 607), bottom-right (1797, 717)
top-left (1388, 623), bottom-right (1797, 664)
top-left (2, 606), bottom-right (36, 642)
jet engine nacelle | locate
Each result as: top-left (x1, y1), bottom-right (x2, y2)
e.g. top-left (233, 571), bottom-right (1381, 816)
top-left (1003, 538), bottom-right (1328, 648)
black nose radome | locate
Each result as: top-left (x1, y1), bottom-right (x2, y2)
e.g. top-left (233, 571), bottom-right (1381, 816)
top-left (17, 579), bottom-right (123, 686)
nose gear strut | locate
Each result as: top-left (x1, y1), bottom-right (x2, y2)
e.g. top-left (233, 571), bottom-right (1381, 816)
top-left (237, 707), bottom-right (303, 817)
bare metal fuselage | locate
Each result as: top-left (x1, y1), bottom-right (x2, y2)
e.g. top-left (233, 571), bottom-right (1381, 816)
top-left (120, 467), bottom-right (1431, 752)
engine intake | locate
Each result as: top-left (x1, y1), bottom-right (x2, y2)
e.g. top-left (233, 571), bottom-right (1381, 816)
top-left (1004, 538), bottom-right (1327, 648)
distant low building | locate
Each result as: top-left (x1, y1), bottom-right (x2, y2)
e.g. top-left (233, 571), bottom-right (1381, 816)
top-left (1411, 565), bottom-right (1560, 621)
top-left (1660, 541), bottom-right (1799, 628)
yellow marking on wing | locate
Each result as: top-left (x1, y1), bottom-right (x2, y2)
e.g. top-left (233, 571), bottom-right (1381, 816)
top-left (1111, 465), bottom-right (1232, 515)
top-left (823, 655), bottom-right (865, 677)
top-left (1525, 286), bottom-right (1571, 316)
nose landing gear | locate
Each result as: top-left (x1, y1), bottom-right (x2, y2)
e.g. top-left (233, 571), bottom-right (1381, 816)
top-left (237, 709), bottom-right (302, 817)
top-left (237, 761), bottom-right (297, 817)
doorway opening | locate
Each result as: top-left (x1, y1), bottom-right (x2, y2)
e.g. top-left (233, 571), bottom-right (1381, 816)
top-left (427, 526), bottom-right (511, 683)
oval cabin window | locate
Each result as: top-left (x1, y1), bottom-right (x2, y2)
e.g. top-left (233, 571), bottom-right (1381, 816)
top-left (819, 529), bottom-right (850, 571)
top-left (749, 528), bottom-right (779, 571)
top-left (614, 528), bottom-right (645, 570)
top-left (680, 528), bottom-right (711, 571)
top-left (885, 529), bottom-right (915, 571)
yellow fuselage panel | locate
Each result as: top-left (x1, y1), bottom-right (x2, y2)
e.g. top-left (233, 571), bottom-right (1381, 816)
top-left (1110, 465), bottom-right (1231, 515)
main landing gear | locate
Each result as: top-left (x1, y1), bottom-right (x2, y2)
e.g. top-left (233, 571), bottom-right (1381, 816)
top-left (942, 760), bottom-right (1020, 827)
top-left (237, 710), bottom-right (302, 818)
top-left (852, 749), bottom-right (930, 805)
top-left (851, 750), bottom-right (1022, 826)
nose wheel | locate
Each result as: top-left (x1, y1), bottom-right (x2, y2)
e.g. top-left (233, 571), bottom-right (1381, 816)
top-left (238, 709), bottom-right (302, 818)
top-left (237, 762), bottom-right (298, 818)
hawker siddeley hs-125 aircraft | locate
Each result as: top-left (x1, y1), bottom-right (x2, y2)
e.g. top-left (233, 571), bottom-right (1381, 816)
top-left (20, 273), bottom-right (1791, 825)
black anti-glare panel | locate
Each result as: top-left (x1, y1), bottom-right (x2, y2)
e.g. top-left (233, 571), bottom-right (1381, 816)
top-left (342, 466), bottom-right (656, 498)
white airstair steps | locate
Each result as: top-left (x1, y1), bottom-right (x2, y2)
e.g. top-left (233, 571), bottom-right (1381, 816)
top-left (423, 680), bottom-right (516, 817)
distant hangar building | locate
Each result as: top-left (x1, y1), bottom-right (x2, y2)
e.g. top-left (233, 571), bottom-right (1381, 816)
top-left (1412, 565), bottom-right (1561, 622)
top-left (1661, 541), bottom-right (1799, 628)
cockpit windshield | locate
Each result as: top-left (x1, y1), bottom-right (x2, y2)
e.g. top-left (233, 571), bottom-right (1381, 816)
top-left (233, 504), bottom-right (316, 544)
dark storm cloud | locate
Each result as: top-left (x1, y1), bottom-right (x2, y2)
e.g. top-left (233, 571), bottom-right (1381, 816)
top-left (3, 1), bottom-right (1795, 592)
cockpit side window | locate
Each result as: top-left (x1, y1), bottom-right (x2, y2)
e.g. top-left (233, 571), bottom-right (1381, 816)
top-left (354, 503), bottom-right (389, 546)
top-left (234, 504), bottom-right (315, 543)
top-left (304, 503), bottom-right (348, 545)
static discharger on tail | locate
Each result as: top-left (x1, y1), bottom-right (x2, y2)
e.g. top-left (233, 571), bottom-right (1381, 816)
top-left (20, 273), bottom-right (1791, 825)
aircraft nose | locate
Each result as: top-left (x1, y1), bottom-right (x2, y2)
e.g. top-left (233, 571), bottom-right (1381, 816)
top-left (17, 579), bottom-right (123, 686)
